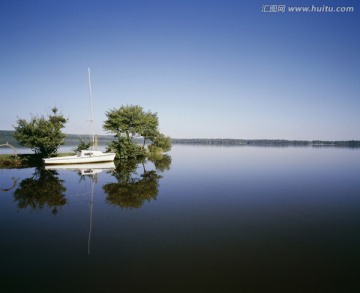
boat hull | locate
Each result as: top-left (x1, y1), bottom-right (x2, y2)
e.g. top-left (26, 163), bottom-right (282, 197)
top-left (44, 161), bottom-right (116, 170)
top-left (43, 153), bottom-right (116, 165)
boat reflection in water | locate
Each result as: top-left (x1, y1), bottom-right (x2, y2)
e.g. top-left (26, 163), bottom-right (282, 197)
top-left (43, 158), bottom-right (172, 252)
top-left (56, 162), bottom-right (114, 254)
top-left (12, 157), bottom-right (171, 254)
top-left (45, 162), bottom-right (116, 254)
top-left (44, 161), bottom-right (116, 175)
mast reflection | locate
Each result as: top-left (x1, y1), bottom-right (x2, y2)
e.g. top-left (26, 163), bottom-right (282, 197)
top-left (46, 162), bottom-right (115, 254)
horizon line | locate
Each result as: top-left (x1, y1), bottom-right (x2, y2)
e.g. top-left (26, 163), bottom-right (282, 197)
top-left (1, 130), bottom-right (359, 142)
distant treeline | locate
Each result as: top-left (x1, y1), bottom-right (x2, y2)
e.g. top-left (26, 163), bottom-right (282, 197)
top-left (0, 131), bottom-right (114, 147)
top-left (1, 130), bottom-right (360, 148)
top-left (171, 138), bottom-right (360, 148)
top-left (0, 131), bottom-right (19, 146)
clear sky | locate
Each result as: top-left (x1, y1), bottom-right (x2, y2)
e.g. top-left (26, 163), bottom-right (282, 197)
top-left (1, 0), bottom-right (359, 140)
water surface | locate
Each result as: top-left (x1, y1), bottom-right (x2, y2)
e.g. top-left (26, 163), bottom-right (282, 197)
top-left (1, 145), bottom-right (359, 292)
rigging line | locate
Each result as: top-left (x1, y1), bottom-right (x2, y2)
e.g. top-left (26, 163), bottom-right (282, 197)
top-left (88, 67), bottom-right (95, 149)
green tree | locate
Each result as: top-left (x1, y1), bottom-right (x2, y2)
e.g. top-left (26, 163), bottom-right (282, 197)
top-left (103, 105), bottom-right (144, 140)
top-left (103, 105), bottom-right (145, 160)
top-left (149, 133), bottom-right (172, 153)
top-left (74, 138), bottom-right (91, 152)
top-left (139, 112), bottom-right (159, 147)
top-left (13, 107), bottom-right (67, 157)
top-left (107, 136), bottom-right (146, 160)
top-left (103, 105), bottom-right (171, 160)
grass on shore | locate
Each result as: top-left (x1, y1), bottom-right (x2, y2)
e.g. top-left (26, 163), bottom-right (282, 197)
top-left (0, 153), bottom-right (75, 168)
top-left (0, 154), bottom-right (33, 168)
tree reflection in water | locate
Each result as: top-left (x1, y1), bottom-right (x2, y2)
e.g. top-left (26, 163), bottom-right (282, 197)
top-left (13, 168), bottom-right (66, 215)
top-left (11, 155), bottom-right (171, 213)
top-left (103, 155), bottom-right (171, 209)
top-left (152, 154), bottom-right (172, 173)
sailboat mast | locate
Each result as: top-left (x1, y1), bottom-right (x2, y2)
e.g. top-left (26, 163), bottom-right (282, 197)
top-left (88, 176), bottom-right (95, 255)
top-left (88, 67), bottom-right (95, 149)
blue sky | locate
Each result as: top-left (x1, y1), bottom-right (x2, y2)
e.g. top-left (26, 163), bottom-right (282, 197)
top-left (1, 0), bottom-right (359, 139)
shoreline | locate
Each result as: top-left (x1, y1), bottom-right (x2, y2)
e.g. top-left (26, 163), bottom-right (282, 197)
top-left (0, 153), bottom-right (74, 169)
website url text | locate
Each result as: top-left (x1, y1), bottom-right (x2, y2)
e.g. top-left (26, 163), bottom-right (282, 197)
top-left (261, 5), bottom-right (355, 13)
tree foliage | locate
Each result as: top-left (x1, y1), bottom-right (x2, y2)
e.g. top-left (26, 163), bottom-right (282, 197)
top-left (13, 168), bottom-right (67, 215)
top-left (103, 157), bottom-right (171, 209)
top-left (103, 105), bottom-right (171, 160)
top-left (103, 105), bottom-right (145, 140)
top-left (149, 133), bottom-right (172, 153)
top-left (104, 170), bottom-right (160, 209)
top-left (13, 107), bottom-right (67, 157)
top-left (74, 138), bottom-right (91, 153)
top-left (106, 136), bottom-right (146, 160)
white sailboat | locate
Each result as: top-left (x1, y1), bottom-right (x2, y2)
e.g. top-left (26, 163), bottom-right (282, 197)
top-left (43, 68), bottom-right (116, 165)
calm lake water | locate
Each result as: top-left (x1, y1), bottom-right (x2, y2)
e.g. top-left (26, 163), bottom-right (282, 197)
top-left (1, 145), bottom-right (360, 292)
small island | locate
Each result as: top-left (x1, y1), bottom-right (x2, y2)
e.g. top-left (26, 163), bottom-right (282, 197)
top-left (0, 105), bottom-right (172, 168)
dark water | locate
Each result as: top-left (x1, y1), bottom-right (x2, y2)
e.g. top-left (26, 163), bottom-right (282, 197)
top-left (1, 145), bottom-right (359, 292)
